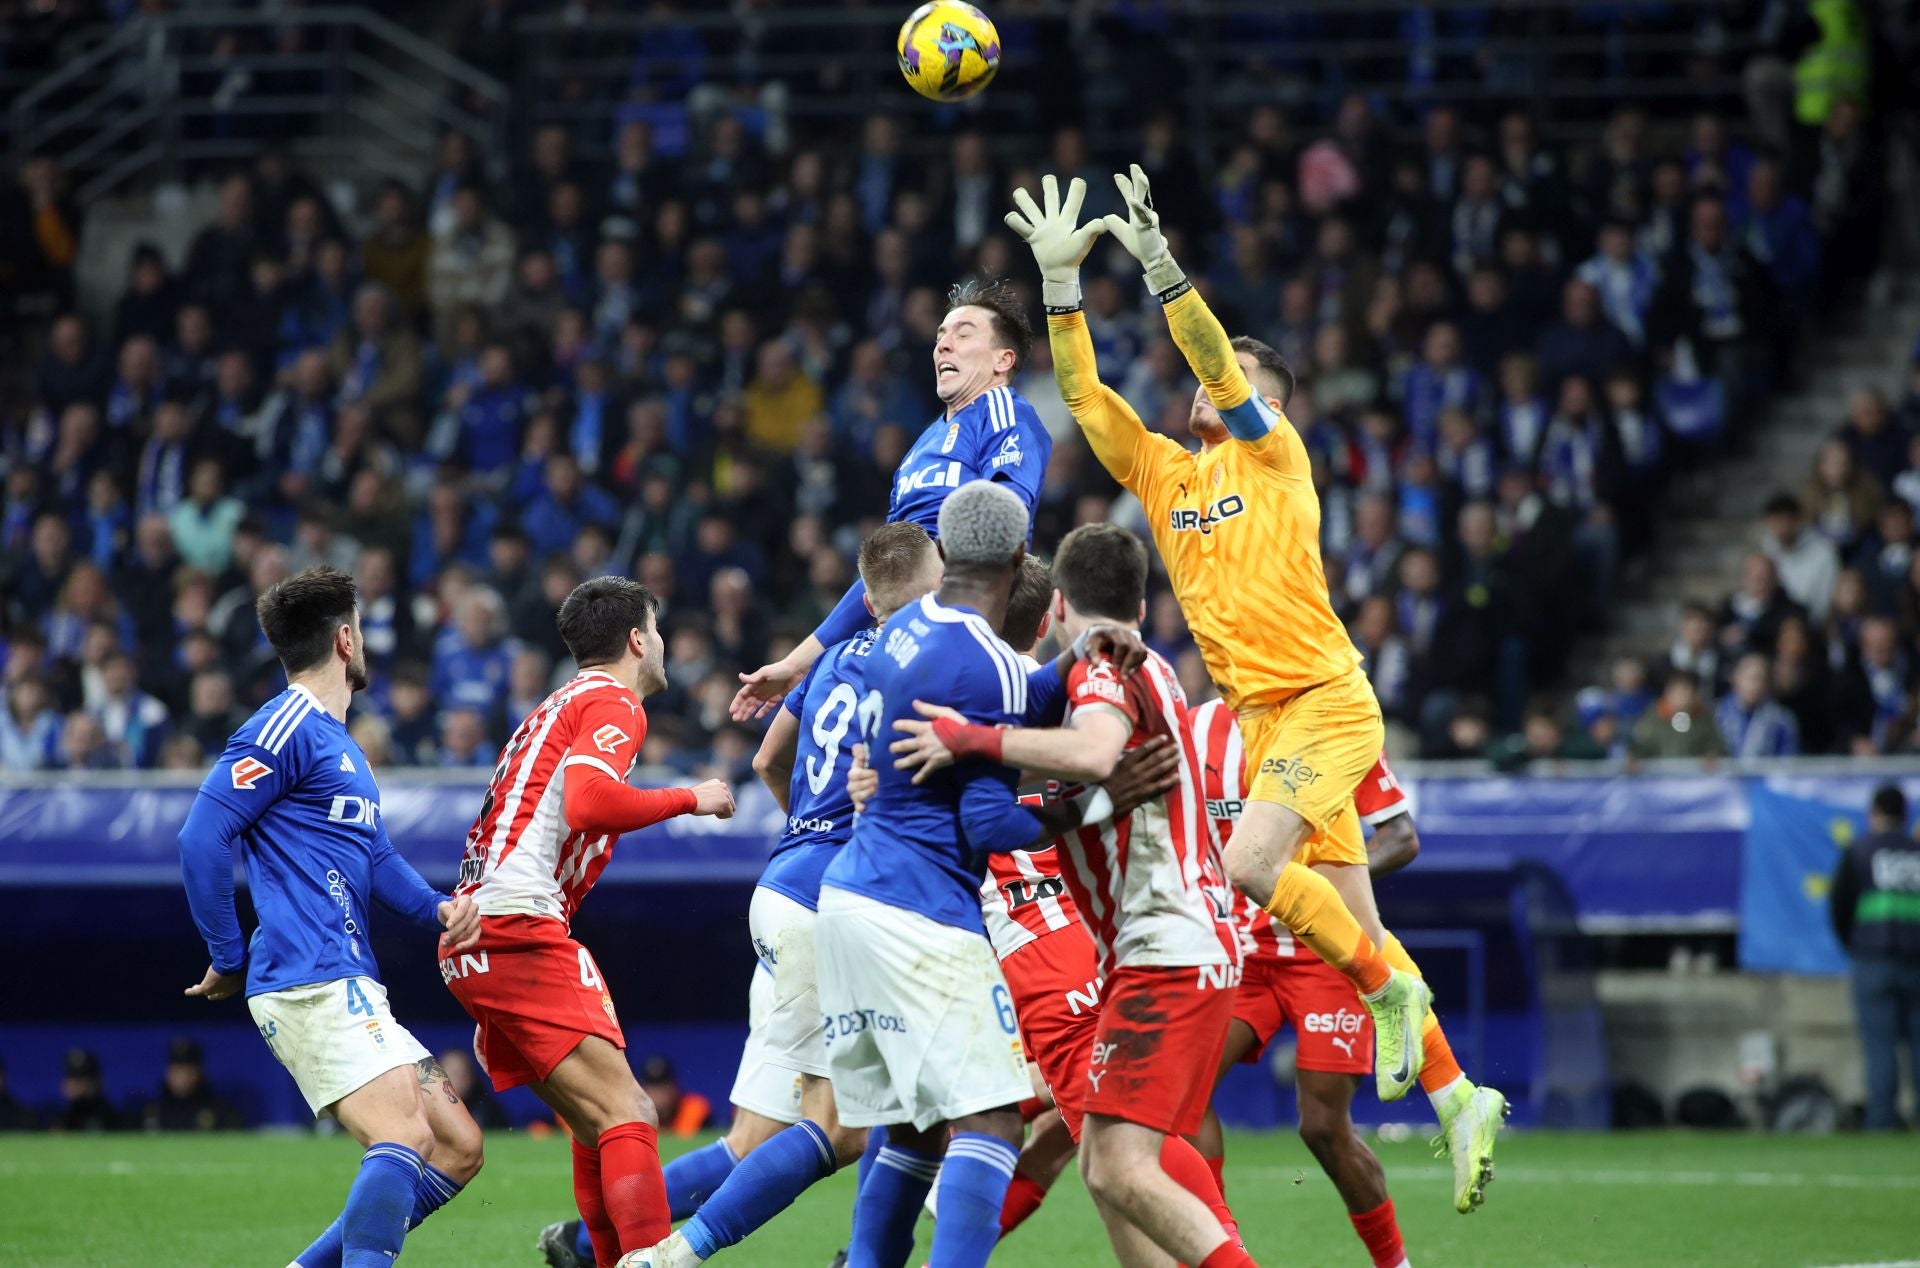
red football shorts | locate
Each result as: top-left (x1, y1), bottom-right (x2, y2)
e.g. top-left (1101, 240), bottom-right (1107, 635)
top-left (997, 926), bottom-right (1102, 1140)
top-left (439, 914), bottom-right (625, 1091)
top-left (1231, 950), bottom-right (1373, 1075)
top-left (1084, 963), bottom-right (1236, 1136)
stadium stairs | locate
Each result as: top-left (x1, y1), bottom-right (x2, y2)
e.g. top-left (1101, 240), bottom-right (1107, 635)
top-left (1572, 274), bottom-right (1920, 687)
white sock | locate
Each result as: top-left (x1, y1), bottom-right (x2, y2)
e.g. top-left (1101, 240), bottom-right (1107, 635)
top-left (1427, 1073), bottom-right (1468, 1114)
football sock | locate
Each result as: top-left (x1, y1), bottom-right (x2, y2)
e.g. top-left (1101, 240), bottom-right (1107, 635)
top-left (1161, 1135), bottom-right (1241, 1247)
top-left (1349, 1197), bottom-right (1409, 1268)
top-left (997, 1172), bottom-right (1050, 1237)
top-left (929, 1133), bottom-right (1017, 1268)
top-left (1197, 1240), bottom-right (1259, 1267)
top-left (598, 1121), bottom-right (671, 1252)
top-left (340, 1142), bottom-right (422, 1268)
top-left (663, 1136), bottom-right (741, 1220)
top-left (1205, 1152), bottom-right (1227, 1197)
top-left (292, 1217), bottom-right (344, 1268)
top-left (572, 1140), bottom-right (620, 1267)
top-left (849, 1140), bottom-right (940, 1268)
top-left (1263, 863), bottom-right (1391, 995)
top-left (1381, 934), bottom-right (1469, 1103)
top-left (682, 1120), bottom-right (837, 1259)
top-left (856, 1124), bottom-right (886, 1190)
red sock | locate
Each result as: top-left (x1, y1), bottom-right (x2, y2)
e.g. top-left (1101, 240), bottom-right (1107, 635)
top-left (1159, 1136), bottom-right (1241, 1248)
top-left (571, 1140), bottom-right (620, 1267)
top-left (1197, 1242), bottom-right (1259, 1267)
top-left (998, 1171), bottom-right (1050, 1237)
top-left (597, 1121), bottom-right (670, 1252)
top-left (1349, 1197), bottom-right (1407, 1268)
top-left (1205, 1152), bottom-right (1226, 1198)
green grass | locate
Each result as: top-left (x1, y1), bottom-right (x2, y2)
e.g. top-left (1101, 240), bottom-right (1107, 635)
top-left (3, 1129), bottom-right (1917, 1267)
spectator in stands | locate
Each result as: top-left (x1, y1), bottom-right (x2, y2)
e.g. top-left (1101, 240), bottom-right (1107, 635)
top-left (1835, 616), bottom-right (1911, 754)
top-left (0, 676), bottom-right (62, 770)
top-left (1669, 602), bottom-right (1726, 694)
top-left (742, 339), bottom-right (823, 455)
top-left (330, 282), bottom-right (424, 447)
top-left (166, 459), bottom-right (246, 576)
top-left (138, 1037), bottom-right (242, 1133)
top-left (180, 670), bottom-right (242, 758)
top-left (52, 1048), bottom-right (124, 1133)
top-left (1804, 99), bottom-right (1883, 307)
top-left (1716, 652), bottom-right (1800, 757)
top-left (438, 707), bottom-right (492, 768)
top-left (360, 181), bottom-right (429, 318)
top-left (1630, 669), bottom-right (1726, 761)
top-left (1854, 500), bottom-right (1915, 611)
top-left (1737, 157), bottom-right (1821, 310)
top-left (1721, 551), bottom-right (1805, 657)
top-left (1836, 389), bottom-right (1909, 488)
top-left (384, 663), bottom-right (439, 767)
top-left (1828, 783), bottom-right (1920, 1131)
top-left (428, 184), bottom-right (514, 344)
top-left (1536, 278), bottom-right (1631, 395)
top-left (1649, 194), bottom-right (1773, 403)
top-left (184, 174), bottom-right (255, 316)
top-left (92, 650), bottom-right (168, 769)
top-left (431, 588), bottom-right (515, 726)
top-left (0, 1057), bottom-right (37, 1131)
top-left (1575, 219), bottom-right (1657, 348)
top-left (1803, 437), bottom-right (1883, 549)
top-left (638, 1056), bottom-right (713, 1137)
top-left (1760, 493), bottom-right (1841, 621)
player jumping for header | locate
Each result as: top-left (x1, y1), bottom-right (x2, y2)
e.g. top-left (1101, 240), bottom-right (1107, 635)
top-left (178, 565), bottom-right (486, 1268)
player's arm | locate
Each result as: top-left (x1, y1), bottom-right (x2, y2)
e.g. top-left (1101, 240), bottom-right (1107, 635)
top-left (177, 741), bottom-right (285, 1000)
top-left (368, 818), bottom-right (480, 949)
top-left (1023, 624), bottom-right (1152, 725)
top-left (733, 631), bottom-right (827, 723)
top-left (1102, 164), bottom-right (1284, 446)
top-left (561, 696), bottom-right (735, 832)
top-left (1367, 813), bottom-right (1421, 877)
top-left (901, 705), bottom-right (1131, 786)
top-left (753, 704), bottom-right (802, 816)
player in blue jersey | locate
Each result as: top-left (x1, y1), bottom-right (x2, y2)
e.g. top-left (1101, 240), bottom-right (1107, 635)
top-left (730, 278), bottom-right (1053, 723)
top-left (178, 566), bottom-right (486, 1268)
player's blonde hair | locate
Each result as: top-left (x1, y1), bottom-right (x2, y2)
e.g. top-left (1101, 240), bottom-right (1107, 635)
top-left (857, 522), bottom-right (938, 618)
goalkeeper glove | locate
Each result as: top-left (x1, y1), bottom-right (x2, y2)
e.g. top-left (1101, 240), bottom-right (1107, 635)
top-left (1101, 163), bottom-right (1188, 299)
top-left (1004, 174), bottom-right (1107, 311)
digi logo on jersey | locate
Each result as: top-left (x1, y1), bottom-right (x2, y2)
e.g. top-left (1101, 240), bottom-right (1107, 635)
top-left (230, 756), bottom-right (273, 790)
top-left (895, 459), bottom-right (963, 500)
top-left (327, 795), bottom-right (380, 827)
top-left (1168, 494), bottom-right (1246, 535)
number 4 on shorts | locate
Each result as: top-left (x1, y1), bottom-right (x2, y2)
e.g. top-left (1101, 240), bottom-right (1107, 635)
top-left (345, 979), bottom-right (374, 1016)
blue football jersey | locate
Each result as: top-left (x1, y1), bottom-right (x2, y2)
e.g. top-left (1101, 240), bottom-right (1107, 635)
top-left (759, 629), bottom-right (879, 911)
top-left (179, 684), bottom-right (445, 997)
top-left (821, 595), bottom-right (1054, 933)
top-left (889, 385), bottom-right (1050, 537)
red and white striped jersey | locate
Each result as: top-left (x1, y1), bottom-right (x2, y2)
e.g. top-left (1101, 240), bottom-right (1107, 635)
top-left (1188, 697), bottom-right (1410, 962)
top-left (1052, 651), bottom-right (1239, 976)
top-left (980, 843), bottom-right (1083, 959)
top-left (453, 670), bottom-right (647, 926)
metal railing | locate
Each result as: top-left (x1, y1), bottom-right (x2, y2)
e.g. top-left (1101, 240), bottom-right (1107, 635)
top-left (8, 7), bottom-right (509, 202)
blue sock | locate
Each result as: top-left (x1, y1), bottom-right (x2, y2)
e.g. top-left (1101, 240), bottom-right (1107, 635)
top-left (855, 1125), bottom-right (885, 1192)
top-left (341, 1143), bottom-right (424, 1268)
top-left (847, 1140), bottom-right (939, 1268)
top-left (928, 1134), bottom-right (1017, 1268)
top-left (664, 1135), bottom-right (742, 1220)
top-left (682, 1121), bottom-right (836, 1258)
top-left (293, 1165), bottom-right (463, 1267)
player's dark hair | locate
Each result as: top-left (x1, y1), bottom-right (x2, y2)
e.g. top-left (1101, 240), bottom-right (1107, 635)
top-left (557, 576), bottom-right (659, 667)
top-left (1871, 783), bottom-right (1907, 824)
top-left (1230, 335), bottom-right (1296, 407)
top-left (857, 521), bottom-right (937, 617)
top-left (255, 566), bottom-right (358, 676)
top-left (946, 276), bottom-right (1032, 374)
top-left (1003, 556), bottom-right (1055, 655)
top-left (1054, 523), bottom-right (1148, 624)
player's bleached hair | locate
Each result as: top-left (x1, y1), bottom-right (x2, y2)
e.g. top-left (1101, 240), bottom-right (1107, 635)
top-left (857, 521), bottom-right (937, 618)
top-left (1003, 555), bottom-right (1054, 655)
top-left (937, 479), bottom-right (1028, 571)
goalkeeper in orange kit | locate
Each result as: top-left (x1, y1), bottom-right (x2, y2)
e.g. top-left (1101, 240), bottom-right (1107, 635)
top-left (1005, 172), bottom-right (1505, 1188)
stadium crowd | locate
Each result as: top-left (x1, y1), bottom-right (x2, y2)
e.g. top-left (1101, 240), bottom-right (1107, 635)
top-left (0, 2), bottom-right (1913, 771)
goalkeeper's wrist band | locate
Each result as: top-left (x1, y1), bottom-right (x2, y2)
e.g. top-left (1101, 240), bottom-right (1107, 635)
top-left (1040, 279), bottom-right (1082, 312)
top-left (1144, 254), bottom-right (1189, 302)
top-left (931, 716), bottom-right (1003, 764)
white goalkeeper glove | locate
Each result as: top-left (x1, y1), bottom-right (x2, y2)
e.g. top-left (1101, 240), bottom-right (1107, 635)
top-left (1101, 163), bottom-right (1187, 299)
top-left (1004, 174), bottom-right (1107, 311)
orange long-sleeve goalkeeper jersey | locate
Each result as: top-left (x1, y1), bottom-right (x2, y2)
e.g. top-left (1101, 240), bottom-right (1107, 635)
top-left (1049, 291), bottom-right (1360, 711)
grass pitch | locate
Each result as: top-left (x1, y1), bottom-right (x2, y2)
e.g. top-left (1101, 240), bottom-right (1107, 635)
top-left (2, 1128), bottom-right (1916, 1266)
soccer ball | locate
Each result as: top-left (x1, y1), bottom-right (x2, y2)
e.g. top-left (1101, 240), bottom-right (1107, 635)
top-left (897, 2), bottom-right (1000, 102)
